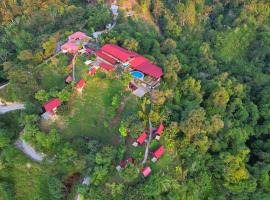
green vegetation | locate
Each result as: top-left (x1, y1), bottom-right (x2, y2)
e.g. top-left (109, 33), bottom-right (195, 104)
top-left (1, 0), bottom-right (270, 199)
top-left (62, 75), bottom-right (129, 143)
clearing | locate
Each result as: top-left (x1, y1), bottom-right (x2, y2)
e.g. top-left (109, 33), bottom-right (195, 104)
top-left (58, 74), bottom-right (138, 145)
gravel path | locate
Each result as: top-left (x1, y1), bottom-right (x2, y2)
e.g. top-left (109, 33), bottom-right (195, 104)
top-left (0, 82), bottom-right (9, 90)
top-left (15, 139), bottom-right (45, 162)
top-left (0, 103), bottom-right (25, 114)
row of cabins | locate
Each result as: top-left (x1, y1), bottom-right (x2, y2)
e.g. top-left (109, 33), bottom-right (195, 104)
top-left (133, 123), bottom-right (164, 147)
top-left (117, 123), bottom-right (165, 178)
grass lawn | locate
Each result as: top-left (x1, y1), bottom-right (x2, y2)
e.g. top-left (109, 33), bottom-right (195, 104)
top-left (61, 74), bottom-right (138, 144)
top-left (74, 55), bottom-right (89, 81)
top-left (39, 54), bottom-right (68, 91)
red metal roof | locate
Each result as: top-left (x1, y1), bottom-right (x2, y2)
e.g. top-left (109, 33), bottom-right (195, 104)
top-left (119, 157), bottom-right (134, 168)
top-left (133, 61), bottom-right (163, 79)
top-left (61, 42), bottom-right (80, 54)
top-left (141, 166), bottom-right (151, 177)
top-left (156, 123), bottom-right (164, 136)
top-left (88, 68), bottom-right (96, 76)
top-left (67, 64), bottom-right (73, 69)
top-left (76, 79), bottom-right (86, 89)
top-left (65, 75), bottom-right (73, 83)
top-left (99, 62), bottom-right (115, 71)
top-left (153, 146), bottom-right (165, 159)
top-left (68, 31), bottom-right (88, 41)
top-left (136, 131), bottom-right (148, 144)
top-left (129, 56), bottom-right (149, 67)
top-left (85, 48), bottom-right (92, 53)
top-left (95, 50), bottom-right (117, 64)
top-left (101, 44), bottom-right (136, 62)
top-left (43, 98), bottom-right (62, 112)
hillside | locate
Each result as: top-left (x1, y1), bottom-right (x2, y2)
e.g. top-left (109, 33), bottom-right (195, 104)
top-left (1, 0), bottom-right (270, 199)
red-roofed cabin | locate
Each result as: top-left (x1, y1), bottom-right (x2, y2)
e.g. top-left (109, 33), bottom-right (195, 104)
top-left (88, 68), bottom-right (96, 76)
top-left (132, 131), bottom-right (148, 147)
top-left (76, 79), bottom-right (86, 93)
top-left (43, 98), bottom-right (62, 114)
top-left (99, 62), bottom-right (115, 71)
top-left (116, 157), bottom-right (134, 171)
top-left (68, 31), bottom-right (88, 42)
top-left (85, 48), bottom-right (92, 53)
top-left (61, 42), bottom-right (80, 54)
top-left (67, 64), bottom-right (73, 69)
top-left (151, 146), bottom-right (165, 162)
top-left (155, 123), bottom-right (164, 140)
top-left (65, 75), bottom-right (73, 83)
top-left (95, 50), bottom-right (117, 65)
top-left (141, 166), bottom-right (151, 177)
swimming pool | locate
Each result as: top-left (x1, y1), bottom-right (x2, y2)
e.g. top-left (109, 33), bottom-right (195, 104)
top-left (130, 71), bottom-right (144, 79)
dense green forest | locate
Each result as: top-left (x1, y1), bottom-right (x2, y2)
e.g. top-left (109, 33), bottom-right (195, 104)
top-left (0, 0), bottom-right (270, 199)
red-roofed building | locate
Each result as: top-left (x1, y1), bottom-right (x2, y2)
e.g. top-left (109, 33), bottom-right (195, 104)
top-left (65, 75), bottom-right (73, 83)
top-left (151, 146), bottom-right (165, 162)
top-left (141, 166), bottom-right (151, 177)
top-left (68, 32), bottom-right (88, 42)
top-left (99, 62), bottom-right (115, 71)
top-left (61, 42), bottom-right (80, 54)
top-left (132, 61), bottom-right (163, 79)
top-left (67, 64), bottom-right (73, 69)
top-left (155, 123), bottom-right (164, 140)
top-left (96, 50), bottom-right (117, 65)
top-left (133, 131), bottom-right (148, 147)
top-left (43, 98), bottom-right (62, 113)
top-left (101, 44), bottom-right (136, 62)
top-left (76, 79), bottom-right (86, 93)
top-left (129, 56), bottom-right (149, 67)
top-left (85, 48), bottom-right (92, 53)
top-left (116, 157), bottom-right (134, 171)
top-left (88, 68), bottom-right (96, 76)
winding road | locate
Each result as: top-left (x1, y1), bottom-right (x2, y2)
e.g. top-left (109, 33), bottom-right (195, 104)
top-left (0, 103), bottom-right (25, 114)
top-left (0, 83), bottom-right (25, 114)
top-left (15, 139), bottom-right (45, 162)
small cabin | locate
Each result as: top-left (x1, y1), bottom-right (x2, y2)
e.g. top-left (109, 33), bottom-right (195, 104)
top-left (85, 48), bottom-right (92, 54)
top-left (88, 68), bottom-right (96, 76)
top-left (116, 157), bottom-right (134, 171)
top-left (65, 75), bottom-right (73, 83)
top-left (155, 123), bottom-right (164, 140)
top-left (132, 131), bottom-right (148, 147)
top-left (67, 64), bottom-right (73, 70)
top-left (76, 79), bottom-right (86, 93)
top-left (41, 98), bottom-right (62, 120)
top-left (141, 166), bottom-right (151, 177)
top-left (151, 146), bottom-right (165, 162)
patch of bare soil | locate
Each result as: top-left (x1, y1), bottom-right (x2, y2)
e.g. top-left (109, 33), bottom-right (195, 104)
top-left (64, 173), bottom-right (81, 200)
top-left (109, 95), bottom-right (131, 129)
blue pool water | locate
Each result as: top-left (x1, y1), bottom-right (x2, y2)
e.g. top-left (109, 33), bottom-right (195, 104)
top-left (130, 71), bottom-right (144, 79)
